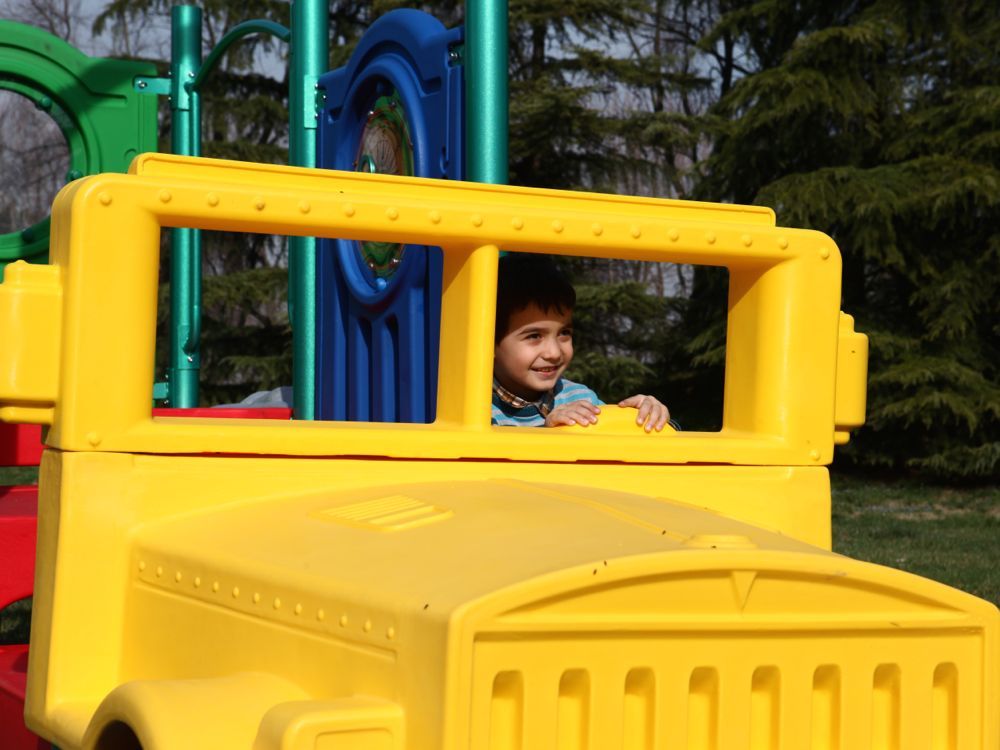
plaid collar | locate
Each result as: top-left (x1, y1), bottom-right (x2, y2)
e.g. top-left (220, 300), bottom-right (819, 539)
top-left (492, 378), bottom-right (555, 417)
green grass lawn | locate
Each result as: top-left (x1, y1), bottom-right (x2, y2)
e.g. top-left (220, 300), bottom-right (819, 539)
top-left (2, 469), bottom-right (997, 644)
top-left (831, 474), bottom-right (1000, 607)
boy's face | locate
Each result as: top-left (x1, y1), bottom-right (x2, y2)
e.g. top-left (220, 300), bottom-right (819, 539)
top-left (494, 303), bottom-right (574, 400)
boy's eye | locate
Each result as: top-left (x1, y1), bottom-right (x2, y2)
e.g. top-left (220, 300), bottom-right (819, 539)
top-left (560, 329), bottom-right (573, 338)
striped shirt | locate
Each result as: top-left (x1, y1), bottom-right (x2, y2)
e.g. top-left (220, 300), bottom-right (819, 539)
top-left (491, 377), bottom-right (603, 427)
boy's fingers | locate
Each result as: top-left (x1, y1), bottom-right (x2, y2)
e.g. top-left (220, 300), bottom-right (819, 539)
top-left (637, 398), bottom-right (652, 425)
top-left (654, 408), bottom-right (668, 431)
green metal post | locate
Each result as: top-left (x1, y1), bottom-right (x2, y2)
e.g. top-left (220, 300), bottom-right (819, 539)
top-left (288, 0), bottom-right (327, 420)
top-left (168, 5), bottom-right (203, 407)
top-left (466, 0), bottom-right (508, 185)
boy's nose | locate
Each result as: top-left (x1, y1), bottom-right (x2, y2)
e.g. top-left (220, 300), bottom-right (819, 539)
top-left (540, 338), bottom-right (562, 361)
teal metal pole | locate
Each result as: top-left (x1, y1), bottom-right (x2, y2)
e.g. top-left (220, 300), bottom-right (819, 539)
top-left (168, 5), bottom-right (203, 407)
top-left (466, 0), bottom-right (508, 184)
top-left (289, 0), bottom-right (327, 420)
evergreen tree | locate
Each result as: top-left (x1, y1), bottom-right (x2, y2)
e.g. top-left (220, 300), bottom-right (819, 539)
top-left (697, 0), bottom-right (1000, 479)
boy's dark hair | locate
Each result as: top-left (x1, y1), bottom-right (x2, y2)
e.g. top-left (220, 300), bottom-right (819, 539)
top-left (495, 254), bottom-right (576, 341)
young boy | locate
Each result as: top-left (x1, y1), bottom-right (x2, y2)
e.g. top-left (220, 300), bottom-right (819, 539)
top-left (492, 254), bottom-right (671, 430)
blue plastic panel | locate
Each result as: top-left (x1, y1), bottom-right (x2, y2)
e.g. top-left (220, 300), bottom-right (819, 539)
top-left (315, 9), bottom-right (463, 423)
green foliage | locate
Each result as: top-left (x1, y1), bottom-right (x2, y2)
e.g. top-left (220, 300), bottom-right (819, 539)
top-left (698, 0), bottom-right (1000, 479)
top-left (564, 280), bottom-right (661, 399)
top-left (92, 0), bottom-right (998, 478)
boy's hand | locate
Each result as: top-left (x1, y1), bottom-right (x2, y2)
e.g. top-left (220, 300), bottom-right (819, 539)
top-left (545, 400), bottom-right (601, 427)
top-left (619, 394), bottom-right (670, 432)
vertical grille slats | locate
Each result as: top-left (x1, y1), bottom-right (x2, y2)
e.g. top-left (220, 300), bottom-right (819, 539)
top-left (557, 669), bottom-right (590, 750)
top-left (489, 670), bottom-right (523, 750)
top-left (687, 666), bottom-right (720, 750)
top-left (811, 665), bottom-right (842, 750)
top-left (474, 638), bottom-right (979, 750)
top-left (872, 664), bottom-right (902, 750)
top-left (623, 667), bottom-right (655, 750)
top-left (750, 665), bottom-right (781, 750)
top-left (932, 663), bottom-right (958, 750)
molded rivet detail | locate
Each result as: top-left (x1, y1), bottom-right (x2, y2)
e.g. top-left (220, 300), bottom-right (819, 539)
top-left (317, 609), bottom-right (326, 622)
top-left (591, 223), bottom-right (603, 236)
top-left (343, 203), bottom-right (355, 217)
top-left (252, 592), bottom-right (260, 603)
top-left (630, 225), bottom-right (641, 239)
top-left (386, 626), bottom-right (396, 640)
top-left (155, 566), bottom-right (163, 578)
top-left (706, 231), bottom-right (717, 244)
top-left (386, 207), bottom-right (399, 220)
top-left (138, 561), bottom-right (146, 572)
top-left (741, 233), bottom-right (752, 247)
top-left (232, 586), bottom-right (240, 598)
top-left (471, 214), bottom-right (483, 227)
top-left (273, 597), bottom-right (281, 609)
top-left (668, 228), bottom-right (679, 241)
top-left (294, 603), bottom-right (303, 615)
top-left (552, 220), bottom-right (564, 233)
top-left (339, 615), bottom-right (348, 627)
top-left (809, 449), bottom-right (820, 461)
top-left (298, 200), bottom-right (311, 214)
top-left (158, 190), bottom-right (172, 203)
top-left (174, 571), bottom-right (182, 582)
top-left (428, 210), bottom-right (441, 223)
top-left (98, 192), bottom-right (112, 206)
top-left (778, 236), bottom-right (788, 249)
top-left (512, 217), bottom-right (523, 230)
top-left (206, 193), bottom-right (219, 207)
top-left (86, 431), bottom-right (101, 446)
top-left (194, 577), bottom-right (201, 588)
top-left (254, 197), bottom-right (266, 211)
top-left (212, 581), bottom-right (220, 592)
top-left (363, 619), bottom-right (373, 633)
top-left (820, 247), bottom-right (830, 259)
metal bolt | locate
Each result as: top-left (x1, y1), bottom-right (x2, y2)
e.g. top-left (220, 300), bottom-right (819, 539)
top-left (138, 81), bottom-right (148, 89)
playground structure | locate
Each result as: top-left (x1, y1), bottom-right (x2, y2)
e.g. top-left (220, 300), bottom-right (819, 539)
top-left (0, 3), bottom-right (998, 750)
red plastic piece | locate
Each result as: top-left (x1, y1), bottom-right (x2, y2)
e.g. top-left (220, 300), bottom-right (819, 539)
top-left (0, 424), bottom-right (43, 467)
top-left (0, 645), bottom-right (44, 750)
top-left (0, 486), bottom-right (43, 750)
top-left (0, 645), bottom-right (45, 750)
top-left (0, 486), bottom-right (37, 610)
top-left (152, 407), bottom-right (292, 419)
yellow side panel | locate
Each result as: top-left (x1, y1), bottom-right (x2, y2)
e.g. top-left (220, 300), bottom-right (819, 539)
top-left (0, 261), bottom-right (61, 424)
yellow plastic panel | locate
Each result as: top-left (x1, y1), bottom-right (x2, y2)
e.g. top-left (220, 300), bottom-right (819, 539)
top-left (23, 452), bottom-right (829, 748)
top-left (834, 312), bottom-right (869, 444)
top-left (26, 450), bottom-right (998, 750)
top-left (36, 155), bottom-right (845, 466)
top-left (254, 698), bottom-right (404, 750)
top-left (0, 260), bottom-right (61, 424)
top-left (81, 673), bottom-right (309, 750)
top-left (461, 557), bottom-right (999, 750)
